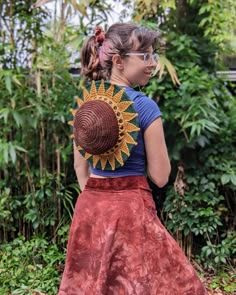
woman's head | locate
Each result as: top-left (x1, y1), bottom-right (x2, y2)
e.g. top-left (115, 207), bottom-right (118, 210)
top-left (81, 23), bottom-right (159, 86)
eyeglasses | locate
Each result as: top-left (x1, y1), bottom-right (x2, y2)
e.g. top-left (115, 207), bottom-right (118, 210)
top-left (124, 52), bottom-right (159, 66)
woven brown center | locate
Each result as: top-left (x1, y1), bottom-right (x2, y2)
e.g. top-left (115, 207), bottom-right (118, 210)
top-left (73, 100), bottom-right (119, 155)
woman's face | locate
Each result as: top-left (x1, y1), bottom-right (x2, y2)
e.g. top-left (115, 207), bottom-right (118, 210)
top-left (121, 46), bottom-right (157, 87)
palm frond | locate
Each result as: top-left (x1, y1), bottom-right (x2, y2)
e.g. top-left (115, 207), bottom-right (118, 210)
top-left (153, 55), bottom-right (181, 85)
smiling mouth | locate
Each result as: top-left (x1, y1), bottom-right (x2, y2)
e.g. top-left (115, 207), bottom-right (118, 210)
top-left (144, 72), bottom-right (152, 76)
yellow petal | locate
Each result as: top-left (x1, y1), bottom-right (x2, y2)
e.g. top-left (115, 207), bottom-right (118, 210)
top-left (100, 157), bottom-right (108, 170)
top-left (70, 134), bottom-right (75, 139)
top-left (118, 101), bottom-right (133, 112)
top-left (84, 152), bottom-right (92, 160)
top-left (120, 141), bottom-right (130, 156)
top-left (76, 97), bottom-right (84, 107)
top-left (70, 108), bottom-right (77, 116)
top-left (112, 89), bottom-right (124, 104)
top-left (97, 80), bottom-right (105, 96)
top-left (105, 84), bottom-right (114, 97)
top-left (114, 149), bottom-right (124, 166)
top-left (126, 122), bottom-right (140, 132)
top-left (83, 88), bottom-right (90, 101)
top-left (108, 155), bottom-right (115, 170)
top-left (68, 120), bottom-right (74, 126)
top-left (124, 132), bottom-right (137, 145)
top-left (122, 112), bottom-right (138, 122)
top-left (93, 155), bottom-right (100, 168)
top-left (89, 80), bottom-right (97, 99)
top-left (77, 145), bottom-right (83, 151)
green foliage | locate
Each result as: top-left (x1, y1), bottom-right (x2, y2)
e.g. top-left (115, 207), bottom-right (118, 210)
top-left (143, 2), bottom-right (236, 272)
top-left (0, 63), bottom-right (81, 239)
top-left (200, 232), bottom-right (236, 271)
top-left (0, 0), bottom-right (48, 68)
top-left (209, 271), bottom-right (236, 293)
top-left (147, 34), bottom-right (236, 268)
top-left (164, 188), bottom-right (224, 237)
top-left (197, 0), bottom-right (236, 53)
top-left (0, 236), bottom-right (65, 295)
top-left (0, 188), bottom-right (12, 225)
top-left (23, 172), bottom-right (78, 230)
top-left (0, 2), bottom-right (82, 242)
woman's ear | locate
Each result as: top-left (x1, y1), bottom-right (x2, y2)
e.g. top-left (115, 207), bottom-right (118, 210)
top-left (112, 54), bottom-right (124, 70)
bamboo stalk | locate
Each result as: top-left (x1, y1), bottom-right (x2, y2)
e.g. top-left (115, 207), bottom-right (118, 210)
top-left (35, 70), bottom-right (41, 97)
top-left (39, 121), bottom-right (45, 179)
top-left (187, 233), bottom-right (192, 260)
top-left (53, 134), bottom-right (61, 242)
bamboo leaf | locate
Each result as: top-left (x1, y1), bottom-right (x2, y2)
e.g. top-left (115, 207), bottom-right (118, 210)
top-left (15, 145), bottom-right (27, 153)
top-left (12, 111), bottom-right (23, 127)
top-left (9, 143), bottom-right (16, 163)
top-left (3, 144), bottom-right (9, 164)
top-left (5, 75), bottom-right (12, 94)
top-left (0, 108), bottom-right (10, 123)
top-left (34, 0), bottom-right (54, 8)
top-left (153, 55), bottom-right (181, 85)
top-left (12, 75), bottom-right (22, 86)
top-left (71, 0), bottom-right (88, 16)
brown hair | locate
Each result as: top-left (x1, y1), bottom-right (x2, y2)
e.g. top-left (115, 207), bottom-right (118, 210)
top-left (81, 23), bottom-right (159, 81)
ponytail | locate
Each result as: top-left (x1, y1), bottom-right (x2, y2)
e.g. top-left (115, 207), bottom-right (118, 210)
top-left (81, 26), bottom-right (106, 81)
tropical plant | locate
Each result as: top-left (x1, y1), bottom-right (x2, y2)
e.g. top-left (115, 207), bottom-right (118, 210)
top-left (0, 236), bottom-right (65, 294)
top-left (136, 0), bottom-right (236, 272)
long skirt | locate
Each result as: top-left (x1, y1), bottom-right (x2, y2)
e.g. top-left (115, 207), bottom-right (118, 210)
top-left (58, 176), bottom-right (207, 295)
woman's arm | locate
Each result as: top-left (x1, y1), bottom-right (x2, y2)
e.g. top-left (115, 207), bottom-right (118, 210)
top-left (73, 142), bottom-right (90, 191)
top-left (144, 117), bottom-right (171, 188)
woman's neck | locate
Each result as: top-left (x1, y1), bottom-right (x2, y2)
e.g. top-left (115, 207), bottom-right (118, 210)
top-left (109, 72), bottom-right (133, 87)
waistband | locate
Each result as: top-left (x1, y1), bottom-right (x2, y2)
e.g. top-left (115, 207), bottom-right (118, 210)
top-left (85, 176), bottom-right (151, 191)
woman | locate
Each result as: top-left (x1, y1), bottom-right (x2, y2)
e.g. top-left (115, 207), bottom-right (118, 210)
top-left (58, 23), bottom-right (206, 295)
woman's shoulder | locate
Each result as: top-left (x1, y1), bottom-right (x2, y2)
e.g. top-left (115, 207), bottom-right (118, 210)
top-left (125, 87), bottom-right (147, 100)
top-left (124, 87), bottom-right (162, 130)
top-left (125, 87), bottom-right (160, 112)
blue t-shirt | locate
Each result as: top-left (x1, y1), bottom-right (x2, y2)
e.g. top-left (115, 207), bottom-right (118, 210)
top-left (89, 86), bottom-right (162, 176)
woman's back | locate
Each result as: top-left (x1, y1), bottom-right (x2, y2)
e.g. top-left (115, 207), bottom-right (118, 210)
top-left (89, 87), bottom-right (162, 177)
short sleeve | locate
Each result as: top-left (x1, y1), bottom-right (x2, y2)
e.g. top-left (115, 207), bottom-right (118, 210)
top-left (135, 95), bottom-right (162, 131)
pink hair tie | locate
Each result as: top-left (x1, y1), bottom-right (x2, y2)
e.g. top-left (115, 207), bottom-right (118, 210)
top-left (95, 26), bottom-right (105, 45)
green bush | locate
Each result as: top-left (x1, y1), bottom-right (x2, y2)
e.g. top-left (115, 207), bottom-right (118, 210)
top-left (200, 231), bottom-right (236, 270)
top-left (0, 236), bottom-right (65, 295)
top-left (209, 271), bottom-right (236, 293)
top-left (145, 30), bottom-right (236, 271)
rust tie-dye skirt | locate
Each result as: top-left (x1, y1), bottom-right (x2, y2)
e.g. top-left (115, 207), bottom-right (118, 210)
top-left (58, 176), bottom-right (207, 295)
